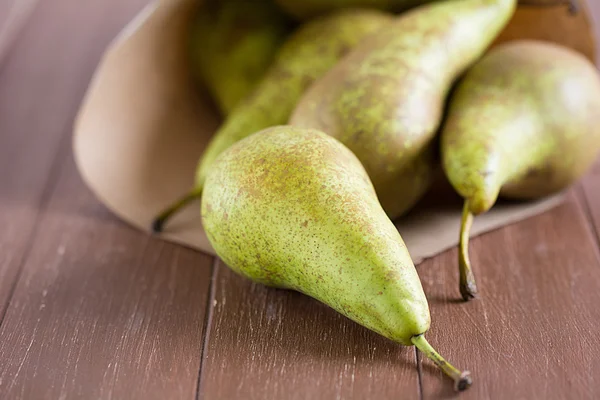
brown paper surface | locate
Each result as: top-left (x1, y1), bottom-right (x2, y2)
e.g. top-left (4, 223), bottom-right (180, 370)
top-left (73, 0), bottom-right (594, 262)
top-left (494, 1), bottom-right (596, 61)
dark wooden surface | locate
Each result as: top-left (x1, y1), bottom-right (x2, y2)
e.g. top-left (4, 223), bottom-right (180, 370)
top-left (1, 1), bottom-right (600, 399)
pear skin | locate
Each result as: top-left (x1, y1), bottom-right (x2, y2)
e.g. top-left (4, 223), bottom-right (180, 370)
top-left (289, 0), bottom-right (517, 221)
top-left (441, 40), bottom-right (600, 300)
top-left (152, 8), bottom-right (393, 232)
top-left (201, 125), bottom-right (472, 391)
top-left (190, 0), bottom-right (293, 116)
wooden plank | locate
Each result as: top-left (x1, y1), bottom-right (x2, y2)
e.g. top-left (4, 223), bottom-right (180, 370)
top-left (0, 0), bottom-right (214, 399)
top-left (198, 260), bottom-right (420, 399)
top-left (580, 163), bottom-right (600, 239)
top-left (0, 157), bottom-right (214, 399)
top-left (417, 191), bottom-right (600, 398)
top-left (0, 0), bottom-right (141, 322)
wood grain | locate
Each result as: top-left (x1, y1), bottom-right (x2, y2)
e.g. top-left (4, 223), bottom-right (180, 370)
top-left (0, 0), bottom-right (215, 399)
top-left (0, 0), bottom-right (111, 323)
top-left (0, 158), bottom-right (213, 399)
top-left (580, 165), bottom-right (600, 257)
top-left (417, 191), bottom-right (600, 398)
top-left (198, 260), bottom-right (419, 400)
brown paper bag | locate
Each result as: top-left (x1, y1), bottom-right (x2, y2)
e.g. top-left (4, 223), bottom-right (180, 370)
top-left (73, 0), bottom-right (595, 262)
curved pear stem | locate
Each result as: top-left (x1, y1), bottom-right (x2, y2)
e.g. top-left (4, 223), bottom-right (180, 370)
top-left (459, 201), bottom-right (478, 301)
top-left (151, 187), bottom-right (203, 233)
top-left (412, 335), bottom-right (472, 392)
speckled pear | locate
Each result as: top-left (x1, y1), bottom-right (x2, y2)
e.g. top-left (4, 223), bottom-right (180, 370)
top-left (441, 40), bottom-right (600, 300)
top-left (152, 8), bottom-right (393, 231)
top-left (201, 125), bottom-right (472, 391)
top-left (189, 0), bottom-right (292, 116)
top-left (289, 0), bottom-right (517, 221)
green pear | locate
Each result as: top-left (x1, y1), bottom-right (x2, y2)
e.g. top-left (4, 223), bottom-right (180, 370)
top-left (202, 125), bottom-right (472, 391)
top-left (152, 8), bottom-right (394, 232)
top-left (289, 0), bottom-right (516, 221)
top-left (189, 0), bottom-right (293, 116)
top-left (273, 0), bottom-right (431, 19)
top-left (441, 40), bottom-right (600, 300)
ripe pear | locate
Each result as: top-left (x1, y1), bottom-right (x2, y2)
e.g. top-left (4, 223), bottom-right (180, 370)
top-left (202, 125), bottom-right (472, 391)
top-left (189, 0), bottom-right (293, 116)
top-left (152, 8), bottom-right (393, 232)
top-left (273, 0), bottom-right (430, 19)
top-left (289, 0), bottom-right (517, 221)
top-left (441, 40), bottom-right (600, 300)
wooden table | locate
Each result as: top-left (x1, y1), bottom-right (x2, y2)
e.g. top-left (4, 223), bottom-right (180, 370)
top-left (1, 1), bottom-right (600, 398)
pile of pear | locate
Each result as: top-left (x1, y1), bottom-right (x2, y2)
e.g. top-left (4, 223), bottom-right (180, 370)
top-left (152, 0), bottom-right (600, 391)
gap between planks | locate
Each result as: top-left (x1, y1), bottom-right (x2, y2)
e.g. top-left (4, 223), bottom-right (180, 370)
top-left (575, 182), bottom-right (600, 261)
top-left (196, 256), bottom-right (219, 400)
top-left (0, 126), bottom-right (72, 328)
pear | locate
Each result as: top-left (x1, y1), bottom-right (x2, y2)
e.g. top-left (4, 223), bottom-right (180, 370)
top-left (441, 40), bottom-right (600, 300)
top-left (152, 8), bottom-right (393, 232)
top-left (289, 0), bottom-right (517, 221)
top-left (273, 0), bottom-right (431, 19)
top-left (189, 0), bottom-right (293, 116)
top-left (202, 125), bottom-right (472, 391)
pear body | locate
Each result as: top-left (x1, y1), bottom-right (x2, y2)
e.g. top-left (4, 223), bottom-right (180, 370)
top-left (190, 0), bottom-right (292, 116)
top-left (289, 0), bottom-right (516, 220)
top-left (201, 126), bottom-right (430, 345)
top-left (274, 0), bottom-right (431, 19)
top-left (441, 40), bottom-right (600, 215)
top-left (195, 8), bottom-right (393, 189)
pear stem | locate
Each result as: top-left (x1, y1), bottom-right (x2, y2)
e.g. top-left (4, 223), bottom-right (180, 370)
top-left (411, 335), bottom-right (472, 392)
top-left (459, 201), bottom-right (478, 301)
top-left (151, 187), bottom-right (203, 233)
